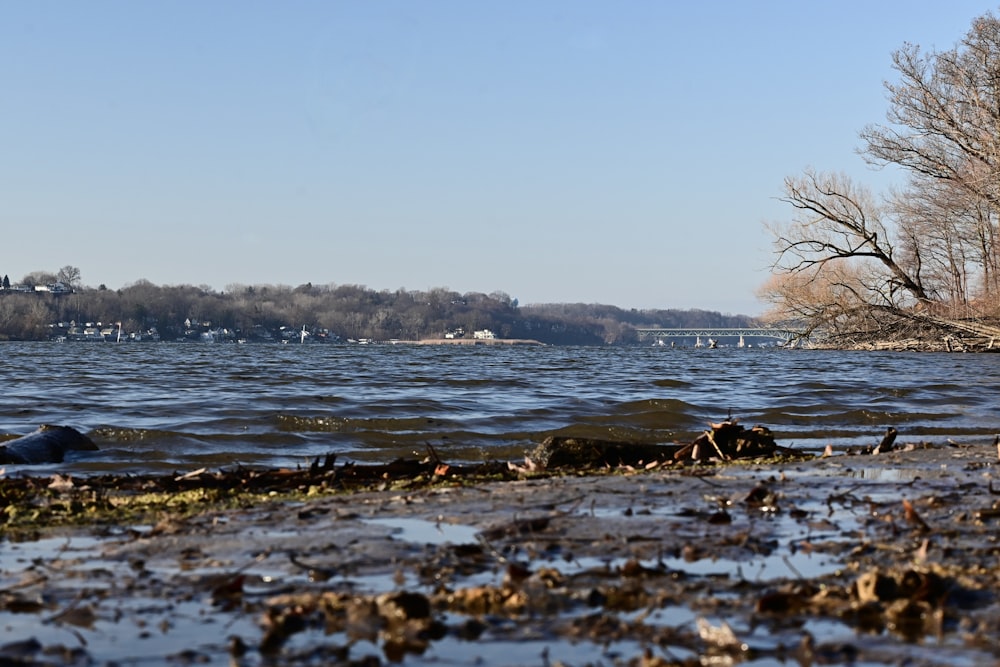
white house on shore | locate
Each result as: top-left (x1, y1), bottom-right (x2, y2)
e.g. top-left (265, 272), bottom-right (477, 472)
top-left (34, 282), bottom-right (72, 293)
top-left (2, 282), bottom-right (73, 294)
top-left (473, 329), bottom-right (496, 340)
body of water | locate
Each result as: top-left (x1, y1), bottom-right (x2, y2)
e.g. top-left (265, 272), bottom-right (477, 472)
top-left (1, 342), bottom-right (997, 475)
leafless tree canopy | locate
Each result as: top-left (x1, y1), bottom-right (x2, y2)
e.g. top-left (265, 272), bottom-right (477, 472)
top-left (862, 15), bottom-right (1000, 205)
top-left (765, 10), bottom-right (1000, 338)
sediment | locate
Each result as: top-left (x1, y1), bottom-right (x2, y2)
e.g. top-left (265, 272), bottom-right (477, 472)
top-left (2, 435), bottom-right (1000, 666)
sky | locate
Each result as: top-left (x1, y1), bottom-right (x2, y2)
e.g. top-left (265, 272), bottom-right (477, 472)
top-left (2, 1), bottom-right (996, 316)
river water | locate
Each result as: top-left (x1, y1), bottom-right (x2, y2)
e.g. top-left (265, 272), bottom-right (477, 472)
top-left (1, 342), bottom-right (997, 475)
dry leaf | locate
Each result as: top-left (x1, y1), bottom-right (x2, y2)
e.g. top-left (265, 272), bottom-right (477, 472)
top-left (47, 474), bottom-right (75, 492)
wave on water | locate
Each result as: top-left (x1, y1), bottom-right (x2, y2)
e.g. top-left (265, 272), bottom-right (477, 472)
top-left (1, 343), bottom-right (998, 475)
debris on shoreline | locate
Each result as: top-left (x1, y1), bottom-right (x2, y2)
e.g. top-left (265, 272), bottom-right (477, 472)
top-left (1, 420), bottom-right (807, 538)
top-left (523, 419), bottom-right (800, 472)
top-left (4, 427), bottom-right (1000, 666)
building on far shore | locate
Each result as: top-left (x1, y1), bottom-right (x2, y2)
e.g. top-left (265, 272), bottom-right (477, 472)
top-left (473, 329), bottom-right (496, 340)
top-left (1, 282), bottom-right (73, 294)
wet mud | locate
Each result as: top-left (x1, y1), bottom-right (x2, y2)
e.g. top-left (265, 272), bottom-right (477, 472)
top-left (2, 439), bottom-right (1000, 666)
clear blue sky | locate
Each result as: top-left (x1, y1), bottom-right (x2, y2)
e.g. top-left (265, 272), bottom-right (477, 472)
top-left (2, 1), bottom-right (994, 315)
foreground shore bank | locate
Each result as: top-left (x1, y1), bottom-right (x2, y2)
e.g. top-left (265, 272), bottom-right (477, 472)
top-left (1, 438), bottom-right (999, 666)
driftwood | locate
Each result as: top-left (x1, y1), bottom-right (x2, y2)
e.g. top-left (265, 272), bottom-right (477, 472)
top-left (122, 423), bottom-right (796, 496)
top-left (873, 427), bottom-right (899, 454)
top-left (526, 420), bottom-right (798, 471)
top-left (526, 437), bottom-right (681, 470)
top-left (672, 420), bottom-right (793, 462)
top-left (845, 426), bottom-right (901, 455)
top-left (0, 420), bottom-right (793, 490)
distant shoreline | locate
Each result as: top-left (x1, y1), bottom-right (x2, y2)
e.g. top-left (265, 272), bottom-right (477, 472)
top-left (411, 338), bottom-right (545, 346)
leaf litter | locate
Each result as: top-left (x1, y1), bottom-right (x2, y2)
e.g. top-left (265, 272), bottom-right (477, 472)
top-left (1, 423), bottom-right (999, 665)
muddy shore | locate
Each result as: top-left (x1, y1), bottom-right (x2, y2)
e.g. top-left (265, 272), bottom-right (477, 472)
top-left (3, 439), bottom-right (1000, 666)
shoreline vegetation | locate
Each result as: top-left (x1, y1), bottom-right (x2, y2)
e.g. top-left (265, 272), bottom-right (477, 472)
top-left (6, 269), bottom-right (1000, 350)
top-left (7, 267), bottom-right (1000, 351)
top-left (2, 425), bottom-right (999, 665)
top-left (0, 274), bottom-right (756, 346)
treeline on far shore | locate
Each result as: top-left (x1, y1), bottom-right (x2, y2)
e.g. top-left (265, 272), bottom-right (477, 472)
top-left (0, 279), bottom-right (756, 345)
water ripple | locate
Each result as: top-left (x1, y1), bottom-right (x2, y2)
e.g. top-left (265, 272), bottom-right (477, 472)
top-left (1, 343), bottom-right (998, 474)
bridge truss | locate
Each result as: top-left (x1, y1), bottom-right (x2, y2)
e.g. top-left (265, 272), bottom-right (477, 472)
top-left (635, 327), bottom-right (805, 343)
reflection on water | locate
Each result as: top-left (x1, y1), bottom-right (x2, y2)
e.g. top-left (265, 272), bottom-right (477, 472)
top-left (1, 342), bottom-right (999, 476)
top-left (366, 517), bottom-right (481, 546)
top-left (0, 532), bottom-right (262, 662)
top-left (846, 467), bottom-right (925, 483)
top-left (0, 534), bottom-right (108, 574)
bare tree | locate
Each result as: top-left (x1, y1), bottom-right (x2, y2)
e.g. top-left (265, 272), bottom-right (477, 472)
top-left (858, 11), bottom-right (1000, 312)
top-left (56, 265), bottom-right (82, 289)
top-left (767, 10), bottom-right (1000, 328)
top-left (769, 170), bottom-right (929, 309)
top-left (861, 13), bottom-right (1000, 209)
top-left (758, 257), bottom-right (891, 336)
top-left (888, 179), bottom-right (984, 310)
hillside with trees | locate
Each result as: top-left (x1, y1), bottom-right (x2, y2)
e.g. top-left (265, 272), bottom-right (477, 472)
top-left (760, 9), bottom-right (1000, 349)
top-left (0, 270), bottom-right (754, 345)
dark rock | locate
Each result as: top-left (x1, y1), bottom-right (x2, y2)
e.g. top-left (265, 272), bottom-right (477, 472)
top-left (0, 425), bottom-right (98, 464)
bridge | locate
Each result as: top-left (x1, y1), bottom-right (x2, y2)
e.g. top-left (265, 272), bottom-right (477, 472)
top-left (635, 327), bottom-right (806, 344)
